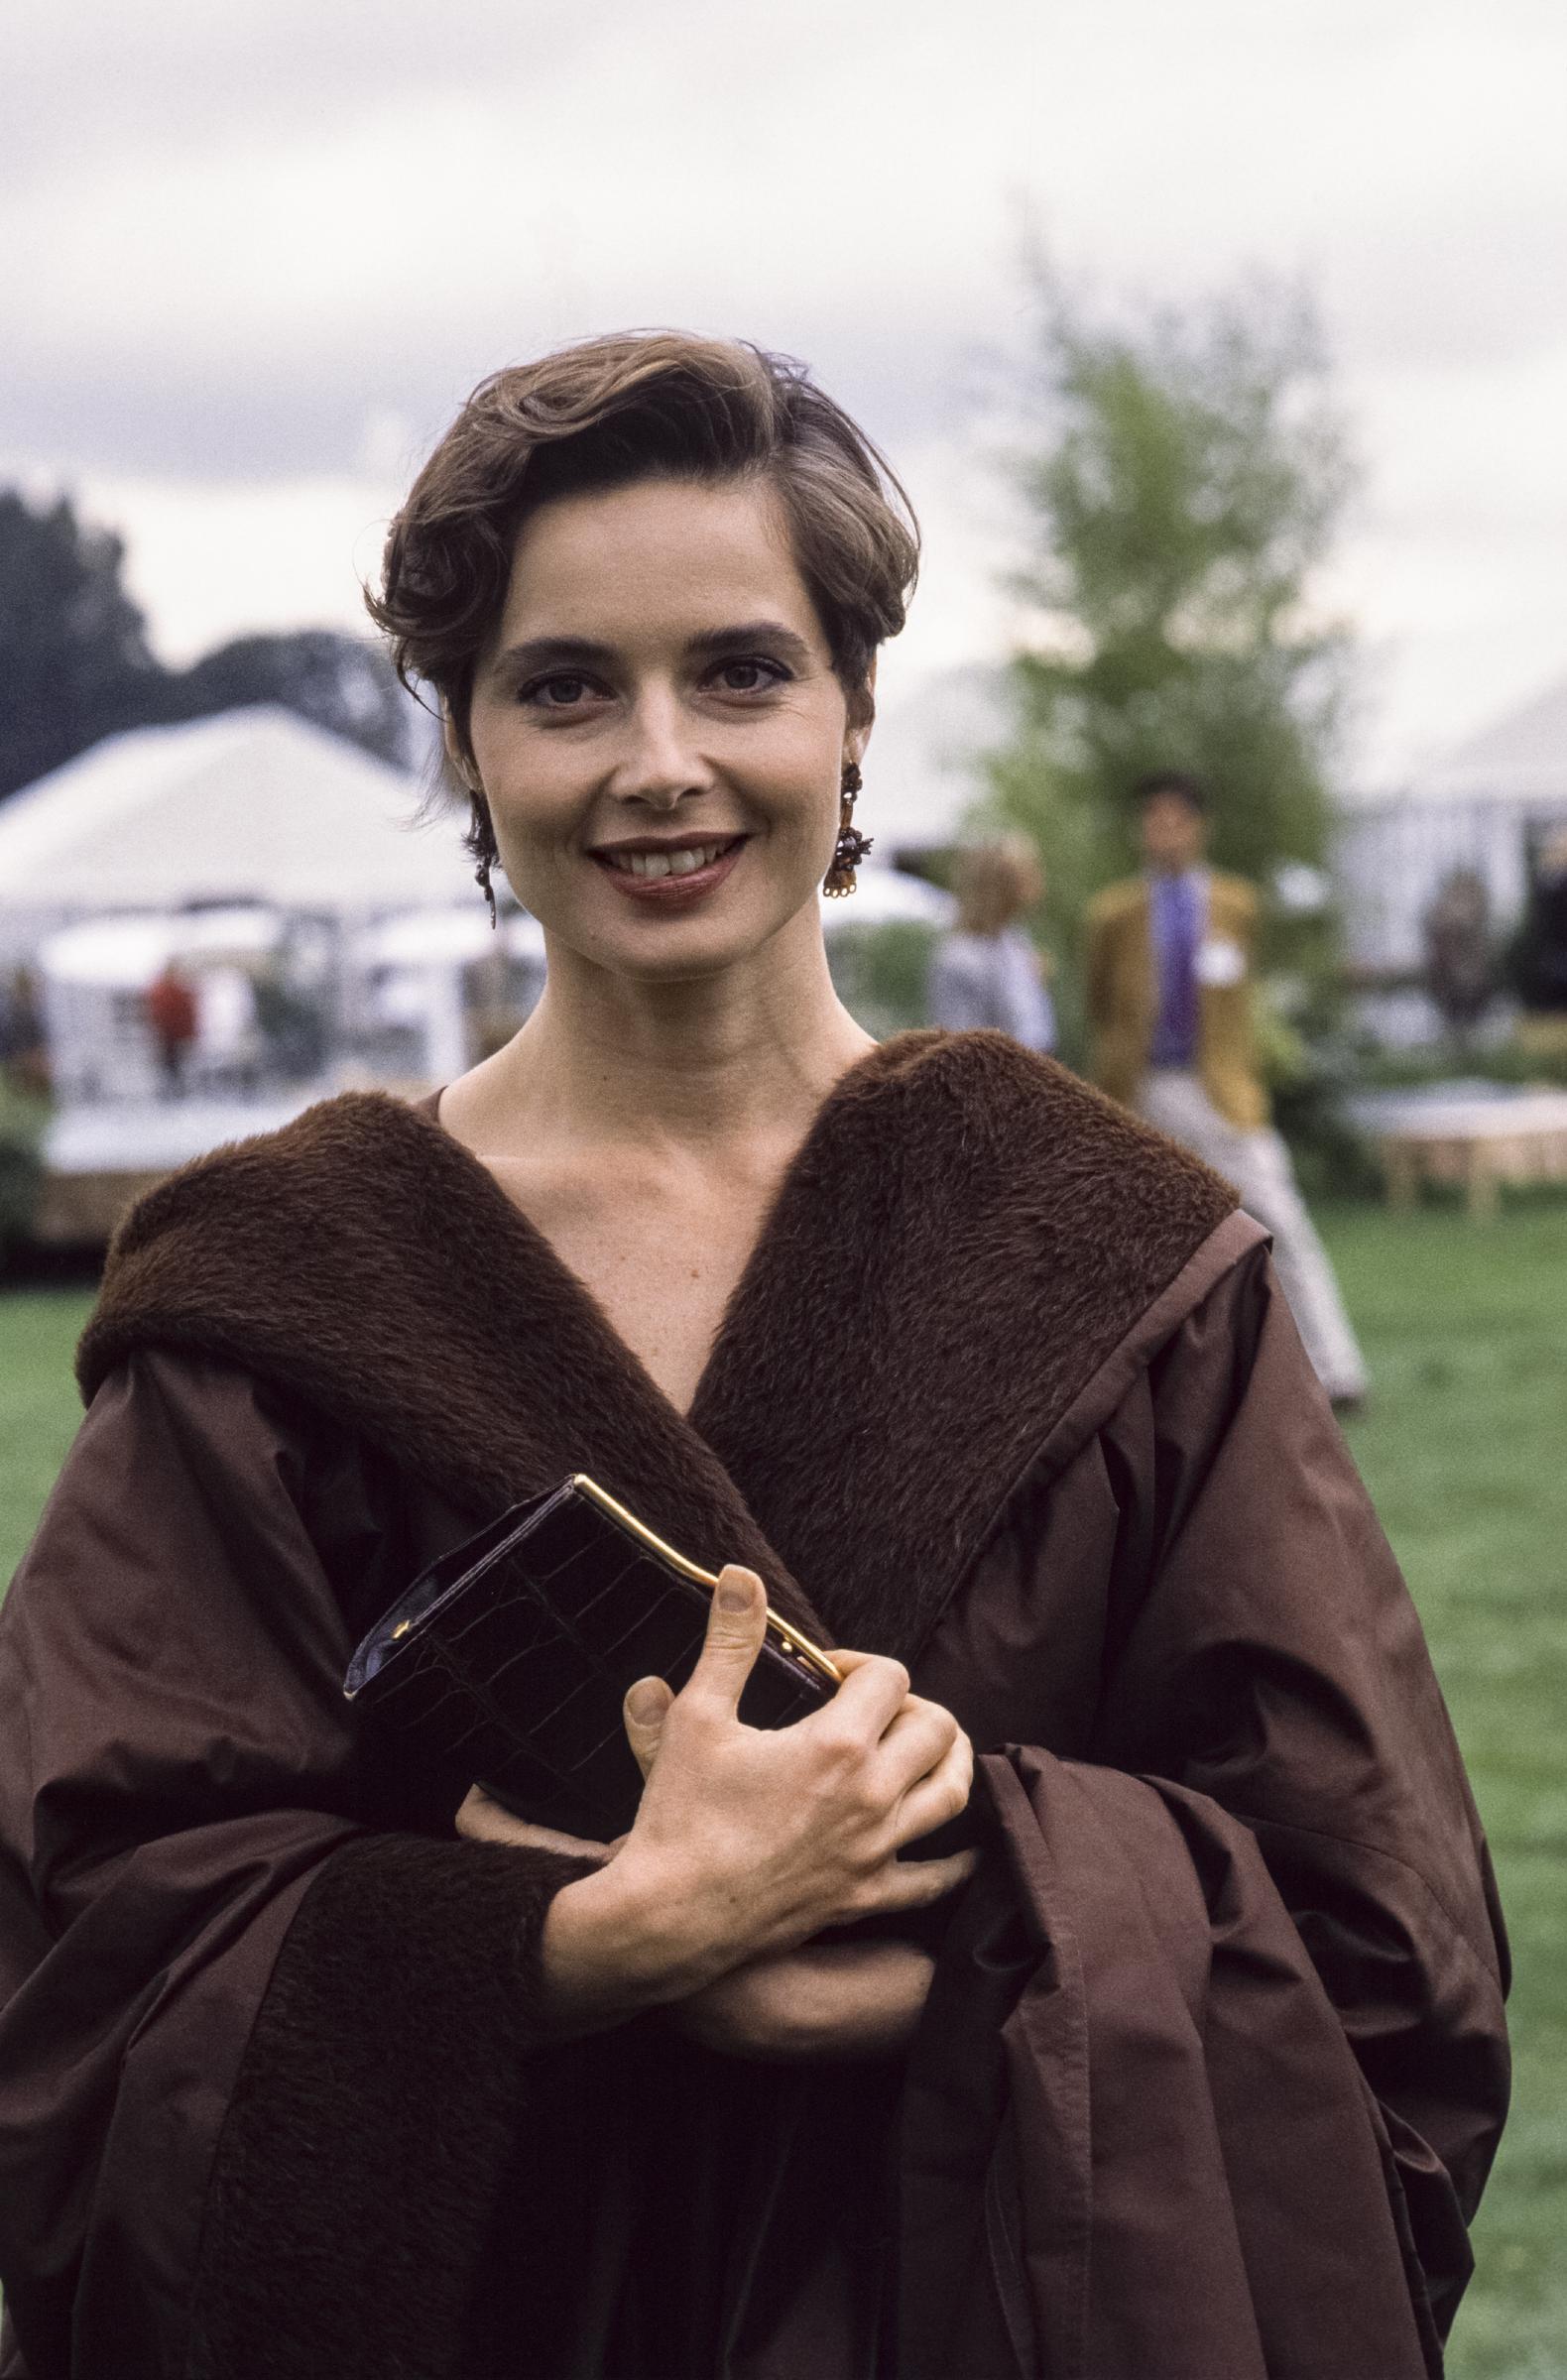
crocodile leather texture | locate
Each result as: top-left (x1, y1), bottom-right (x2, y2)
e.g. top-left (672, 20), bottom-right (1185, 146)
top-left (345, 1479), bottom-right (830, 1837)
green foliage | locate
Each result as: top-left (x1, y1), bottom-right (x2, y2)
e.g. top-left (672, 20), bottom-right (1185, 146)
top-left (1356, 1040), bottom-right (1567, 1093)
top-left (0, 490), bottom-right (163, 798)
top-left (826, 920), bottom-right (941, 1038)
top-left (985, 268), bottom-right (1356, 983)
top-left (0, 1083), bottom-right (48, 1266)
top-left (157, 629), bottom-right (411, 770)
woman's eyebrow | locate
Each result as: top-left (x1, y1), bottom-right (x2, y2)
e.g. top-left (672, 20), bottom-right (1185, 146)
top-left (487, 621), bottom-right (814, 681)
top-left (686, 622), bottom-right (813, 667)
top-left (488, 635), bottom-right (615, 678)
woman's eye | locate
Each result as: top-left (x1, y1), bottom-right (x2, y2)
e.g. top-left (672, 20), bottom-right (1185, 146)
top-left (523, 673), bottom-right (593, 710)
top-left (714, 657), bottom-right (786, 694)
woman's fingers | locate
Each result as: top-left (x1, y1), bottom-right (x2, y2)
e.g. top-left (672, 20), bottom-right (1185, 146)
top-left (810, 1647), bottom-right (912, 1742)
top-left (886, 1714), bottom-right (971, 1818)
top-left (623, 1675), bottom-right (675, 1780)
top-left (863, 1847), bottom-right (980, 1913)
top-left (887, 1725), bottom-right (975, 1849)
top-left (889, 1775), bottom-right (973, 1855)
top-left (874, 1697), bottom-right (961, 1795)
top-left (455, 1786), bottom-right (614, 1864)
top-left (679, 1565), bottom-right (770, 1718)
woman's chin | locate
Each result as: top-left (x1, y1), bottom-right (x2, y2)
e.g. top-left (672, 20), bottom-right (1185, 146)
top-left (556, 883), bottom-right (823, 989)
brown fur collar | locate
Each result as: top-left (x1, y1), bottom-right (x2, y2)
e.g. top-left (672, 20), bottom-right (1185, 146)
top-left (78, 1032), bottom-right (1237, 1662)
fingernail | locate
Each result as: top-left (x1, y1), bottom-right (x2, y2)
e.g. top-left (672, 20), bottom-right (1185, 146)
top-left (718, 1569), bottom-right (754, 1614)
top-left (627, 1680), bottom-right (665, 1725)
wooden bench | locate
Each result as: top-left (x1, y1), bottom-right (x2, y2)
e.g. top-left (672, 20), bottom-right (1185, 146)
top-left (1371, 1091), bottom-right (1567, 1222)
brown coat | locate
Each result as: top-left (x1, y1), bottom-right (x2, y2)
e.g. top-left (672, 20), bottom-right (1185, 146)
top-left (1085, 871), bottom-right (1267, 1128)
top-left (0, 1032), bottom-right (1507, 2379)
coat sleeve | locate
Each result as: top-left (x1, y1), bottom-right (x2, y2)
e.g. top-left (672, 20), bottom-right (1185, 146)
top-left (904, 1248), bottom-right (1509, 2380)
top-left (1098, 1247), bottom-right (1508, 2270)
top-left (0, 1352), bottom-right (593, 2380)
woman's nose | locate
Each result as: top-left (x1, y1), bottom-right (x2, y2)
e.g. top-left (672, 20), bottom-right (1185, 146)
top-left (609, 689), bottom-right (713, 808)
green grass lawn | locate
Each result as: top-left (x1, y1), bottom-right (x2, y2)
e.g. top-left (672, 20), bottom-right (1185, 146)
top-left (1, 1204), bottom-right (1564, 2372)
top-left (1323, 1201), bottom-right (1567, 2380)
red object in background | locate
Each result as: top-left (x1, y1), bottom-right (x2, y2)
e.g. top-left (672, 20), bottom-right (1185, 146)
top-left (144, 967), bottom-right (198, 1051)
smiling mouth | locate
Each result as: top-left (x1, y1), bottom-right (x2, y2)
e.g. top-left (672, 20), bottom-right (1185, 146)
top-left (594, 838), bottom-right (743, 882)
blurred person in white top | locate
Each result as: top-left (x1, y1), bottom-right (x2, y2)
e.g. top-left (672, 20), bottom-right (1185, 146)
top-left (926, 835), bottom-right (1055, 1052)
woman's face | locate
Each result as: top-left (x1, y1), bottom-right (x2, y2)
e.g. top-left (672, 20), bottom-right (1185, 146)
top-left (460, 474), bottom-right (867, 985)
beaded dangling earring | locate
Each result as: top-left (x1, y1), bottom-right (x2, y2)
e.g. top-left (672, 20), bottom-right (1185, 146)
top-left (475, 853), bottom-right (498, 930)
top-left (823, 760), bottom-right (872, 897)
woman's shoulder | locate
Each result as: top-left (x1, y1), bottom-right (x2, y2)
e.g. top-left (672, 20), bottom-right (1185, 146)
top-left (823, 1029), bottom-right (1247, 1339)
top-left (75, 1089), bottom-right (465, 1410)
top-left (109, 1087), bottom-right (441, 1231)
top-left (851, 1029), bottom-right (1233, 1216)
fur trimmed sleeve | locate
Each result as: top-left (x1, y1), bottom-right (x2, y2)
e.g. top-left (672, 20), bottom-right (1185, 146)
top-left (187, 1832), bottom-right (600, 2380)
top-left (0, 1351), bottom-right (593, 2380)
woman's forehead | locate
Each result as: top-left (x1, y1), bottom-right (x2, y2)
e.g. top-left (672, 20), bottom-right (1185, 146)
top-left (496, 475), bottom-right (824, 653)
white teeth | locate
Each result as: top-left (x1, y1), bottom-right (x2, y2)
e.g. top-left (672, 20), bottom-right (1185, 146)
top-left (606, 842), bottom-right (729, 881)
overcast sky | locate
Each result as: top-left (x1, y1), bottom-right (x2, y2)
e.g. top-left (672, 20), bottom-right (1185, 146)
top-left (4, 0), bottom-right (1564, 780)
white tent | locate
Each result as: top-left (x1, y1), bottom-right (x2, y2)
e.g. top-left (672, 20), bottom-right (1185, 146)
top-left (0, 706), bottom-right (472, 953)
top-left (1338, 674), bottom-right (1567, 972)
top-left (1420, 676), bottom-right (1567, 807)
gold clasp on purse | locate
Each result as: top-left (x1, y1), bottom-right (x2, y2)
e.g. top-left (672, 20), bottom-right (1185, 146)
top-left (569, 1474), bottom-right (843, 1687)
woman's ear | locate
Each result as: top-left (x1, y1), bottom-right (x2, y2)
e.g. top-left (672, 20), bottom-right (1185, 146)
top-left (441, 706), bottom-right (477, 792)
top-left (844, 659), bottom-right (877, 769)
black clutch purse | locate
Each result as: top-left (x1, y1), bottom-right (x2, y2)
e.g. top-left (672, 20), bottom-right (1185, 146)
top-left (344, 1474), bottom-right (839, 1839)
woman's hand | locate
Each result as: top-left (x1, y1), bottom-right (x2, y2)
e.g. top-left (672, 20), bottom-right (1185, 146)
top-left (538, 1569), bottom-right (975, 2029)
top-left (455, 1787), bottom-right (618, 1865)
top-left (665, 1939), bottom-right (936, 2063)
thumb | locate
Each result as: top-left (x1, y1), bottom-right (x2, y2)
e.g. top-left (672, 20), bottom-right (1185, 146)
top-left (623, 1675), bottom-right (674, 1779)
top-left (685, 1564), bottom-right (768, 1716)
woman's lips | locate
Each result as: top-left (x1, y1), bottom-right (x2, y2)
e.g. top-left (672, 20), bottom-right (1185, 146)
top-left (591, 837), bottom-right (746, 905)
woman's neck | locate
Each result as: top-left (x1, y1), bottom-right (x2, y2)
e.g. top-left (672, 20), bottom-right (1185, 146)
top-left (445, 918), bottom-right (875, 1173)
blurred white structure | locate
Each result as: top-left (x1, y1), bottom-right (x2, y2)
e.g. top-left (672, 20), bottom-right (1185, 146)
top-left (37, 907), bottom-right (308, 1104)
top-left (1337, 675), bottom-right (1567, 972)
top-left (348, 907), bottom-right (547, 1084)
top-left (0, 706), bottom-right (468, 963)
top-left (867, 666), bottom-right (1009, 855)
top-left (819, 868), bottom-right (955, 929)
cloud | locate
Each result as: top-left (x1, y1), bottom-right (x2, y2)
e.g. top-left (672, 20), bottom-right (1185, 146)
top-left (3, 0), bottom-right (1563, 769)
top-left (9, 0), bottom-right (1564, 468)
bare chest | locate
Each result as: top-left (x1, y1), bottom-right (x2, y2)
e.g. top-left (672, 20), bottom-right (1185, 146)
top-left (490, 1171), bottom-right (772, 1418)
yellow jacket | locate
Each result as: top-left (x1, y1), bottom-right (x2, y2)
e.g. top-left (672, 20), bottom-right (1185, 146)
top-left (1084, 872), bottom-right (1267, 1130)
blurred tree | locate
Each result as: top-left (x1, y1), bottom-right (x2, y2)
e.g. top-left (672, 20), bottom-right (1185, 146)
top-left (157, 630), bottom-right (412, 769)
top-left (0, 489), bottom-right (413, 801)
top-left (0, 490), bottom-right (163, 799)
top-left (984, 268), bottom-right (1357, 1053)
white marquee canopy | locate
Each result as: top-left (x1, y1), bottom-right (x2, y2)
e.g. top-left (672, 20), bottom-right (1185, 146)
top-left (0, 706), bottom-right (471, 921)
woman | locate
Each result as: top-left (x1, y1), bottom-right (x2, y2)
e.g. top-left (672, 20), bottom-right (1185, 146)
top-left (0, 335), bottom-right (1507, 2380)
top-left (927, 837), bottom-right (1055, 1051)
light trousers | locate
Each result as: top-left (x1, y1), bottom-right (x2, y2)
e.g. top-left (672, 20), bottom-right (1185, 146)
top-left (1136, 1069), bottom-right (1369, 1403)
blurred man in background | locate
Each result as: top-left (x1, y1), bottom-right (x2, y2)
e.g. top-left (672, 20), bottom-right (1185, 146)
top-left (144, 959), bottom-right (199, 1098)
top-left (1086, 770), bottom-right (1367, 1408)
top-left (928, 834), bottom-right (1056, 1052)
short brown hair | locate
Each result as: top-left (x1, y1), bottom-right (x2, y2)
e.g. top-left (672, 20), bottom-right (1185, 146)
top-left (954, 836), bottom-right (1043, 934)
top-left (1133, 769), bottom-right (1210, 817)
top-left (368, 331), bottom-right (919, 761)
